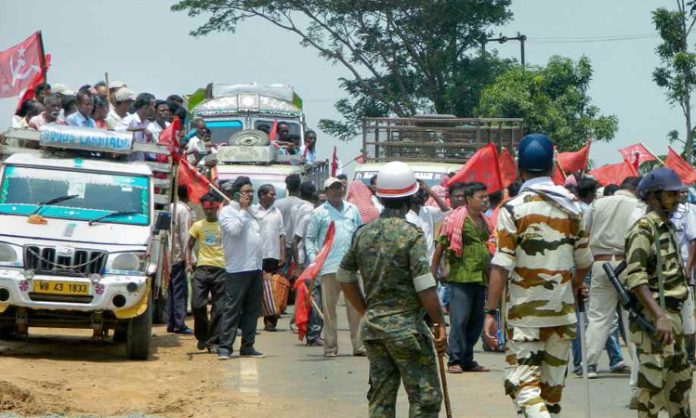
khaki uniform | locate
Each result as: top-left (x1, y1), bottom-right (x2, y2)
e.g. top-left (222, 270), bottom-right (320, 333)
top-left (493, 182), bottom-right (593, 418)
top-left (625, 210), bottom-right (692, 418)
top-left (337, 211), bottom-right (441, 418)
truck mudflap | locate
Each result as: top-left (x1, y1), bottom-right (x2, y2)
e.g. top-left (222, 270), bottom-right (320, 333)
top-left (113, 278), bottom-right (151, 320)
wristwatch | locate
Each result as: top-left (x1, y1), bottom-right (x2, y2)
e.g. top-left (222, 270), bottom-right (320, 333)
top-left (484, 308), bottom-right (499, 315)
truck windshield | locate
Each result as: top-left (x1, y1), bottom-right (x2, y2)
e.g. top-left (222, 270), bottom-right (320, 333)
top-left (207, 120), bottom-right (244, 146)
top-left (0, 165), bottom-right (149, 225)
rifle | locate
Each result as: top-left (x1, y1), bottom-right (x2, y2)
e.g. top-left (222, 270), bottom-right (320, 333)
top-left (602, 261), bottom-right (656, 336)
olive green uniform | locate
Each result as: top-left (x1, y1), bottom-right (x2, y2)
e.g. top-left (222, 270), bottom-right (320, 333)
top-left (337, 211), bottom-right (441, 418)
top-left (625, 210), bottom-right (692, 418)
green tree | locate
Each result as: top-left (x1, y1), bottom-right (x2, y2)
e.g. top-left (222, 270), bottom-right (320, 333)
top-left (476, 56), bottom-right (618, 151)
top-left (171, 0), bottom-right (513, 140)
top-left (652, 1), bottom-right (696, 162)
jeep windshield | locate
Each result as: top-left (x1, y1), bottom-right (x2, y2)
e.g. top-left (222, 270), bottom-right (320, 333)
top-left (0, 165), bottom-right (149, 225)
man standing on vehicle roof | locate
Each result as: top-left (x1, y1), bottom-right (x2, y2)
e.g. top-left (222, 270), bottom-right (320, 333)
top-left (483, 134), bottom-right (593, 418)
top-left (625, 168), bottom-right (692, 418)
top-left (305, 177), bottom-right (364, 357)
top-left (167, 185), bottom-right (194, 335)
top-left (337, 161), bottom-right (446, 417)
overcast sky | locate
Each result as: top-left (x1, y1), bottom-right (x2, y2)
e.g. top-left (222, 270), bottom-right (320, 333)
top-left (0, 0), bottom-right (682, 167)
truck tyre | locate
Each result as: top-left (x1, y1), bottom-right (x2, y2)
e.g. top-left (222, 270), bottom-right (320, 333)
top-left (230, 129), bottom-right (270, 146)
top-left (126, 296), bottom-right (152, 360)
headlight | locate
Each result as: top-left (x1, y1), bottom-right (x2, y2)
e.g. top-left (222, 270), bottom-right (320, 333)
top-left (106, 252), bottom-right (146, 274)
top-left (0, 243), bottom-right (22, 267)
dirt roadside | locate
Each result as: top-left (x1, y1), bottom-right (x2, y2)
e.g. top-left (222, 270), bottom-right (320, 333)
top-left (0, 324), bottom-right (262, 417)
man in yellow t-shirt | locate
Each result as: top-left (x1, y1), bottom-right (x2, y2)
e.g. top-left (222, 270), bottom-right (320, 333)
top-left (186, 192), bottom-right (226, 352)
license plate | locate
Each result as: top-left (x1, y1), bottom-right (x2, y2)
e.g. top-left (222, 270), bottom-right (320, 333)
top-left (33, 280), bottom-right (89, 296)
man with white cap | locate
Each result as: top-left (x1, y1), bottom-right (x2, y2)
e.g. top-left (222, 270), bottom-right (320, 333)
top-left (337, 161), bottom-right (446, 416)
top-left (108, 81), bottom-right (126, 107)
top-left (106, 87), bottom-right (135, 129)
top-left (305, 176), bottom-right (365, 357)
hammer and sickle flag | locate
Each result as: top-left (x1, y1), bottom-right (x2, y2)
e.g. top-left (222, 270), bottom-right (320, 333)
top-left (0, 32), bottom-right (44, 98)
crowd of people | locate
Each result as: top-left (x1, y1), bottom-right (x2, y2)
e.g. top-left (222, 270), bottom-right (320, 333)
top-left (8, 81), bottom-right (695, 418)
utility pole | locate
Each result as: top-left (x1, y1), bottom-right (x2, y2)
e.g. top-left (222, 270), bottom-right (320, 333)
top-left (483, 32), bottom-right (527, 68)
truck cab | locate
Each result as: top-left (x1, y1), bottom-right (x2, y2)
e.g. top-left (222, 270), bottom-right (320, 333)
top-left (0, 125), bottom-right (173, 360)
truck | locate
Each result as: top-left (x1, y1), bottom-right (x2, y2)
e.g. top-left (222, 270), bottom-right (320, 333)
top-left (0, 125), bottom-right (173, 360)
top-left (190, 83), bottom-right (328, 193)
top-left (354, 115), bottom-right (525, 187)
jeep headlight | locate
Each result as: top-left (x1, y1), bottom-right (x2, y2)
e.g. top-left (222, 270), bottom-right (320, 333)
top-left (106, 252), bottom-right (146, 274)
top-left (0, 243), bottom-right (22, 267)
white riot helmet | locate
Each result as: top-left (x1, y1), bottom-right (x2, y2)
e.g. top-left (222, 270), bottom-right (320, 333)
top-left (375, 161), bottom-right (419, 198)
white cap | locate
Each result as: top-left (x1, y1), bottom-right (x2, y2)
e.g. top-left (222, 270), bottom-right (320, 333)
top-left (51, 83), bottom-right (74, 96)
top-left (323, 177), bottom-right (342, 189)
top-left (109, 80), bottom-right (126, 90)
top-left (375, 161), bottom-right (418, 198)
top-left (114, 87), bottom-right (136, 102)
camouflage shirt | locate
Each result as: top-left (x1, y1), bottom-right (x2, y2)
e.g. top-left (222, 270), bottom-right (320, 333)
top-left (491, 183), bottom-right (593, 328)
top-left (625, 210), bottom-right (688, 303)
top-left (336, 211), bottom-right (437, 341)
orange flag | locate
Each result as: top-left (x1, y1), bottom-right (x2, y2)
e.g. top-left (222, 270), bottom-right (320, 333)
top-left (447, 143), bottom-right (503, 193)
top-left (590, 160), bottom-right (638, 186)
top-left (552, 161), bottom-right (566, 185)
top-left (618, 143), bottom-right (655, 170)
top-left (557, 141), bottom-right (591, 173)
top-left (665, 147), bottom-right (696, 185)
top-left (498, 148), bottom-right (517, 188)
top-left (177, 158), bottom-right (212, 204)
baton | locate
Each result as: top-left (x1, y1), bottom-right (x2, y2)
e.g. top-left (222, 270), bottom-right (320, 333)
top-left (577, 295), bottom-right (592, 418)
top-left (431, 323), bottom-right (452, 418)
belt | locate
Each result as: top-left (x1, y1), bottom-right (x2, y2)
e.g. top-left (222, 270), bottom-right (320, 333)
top-left (594, 254), bottom-right (625, 261)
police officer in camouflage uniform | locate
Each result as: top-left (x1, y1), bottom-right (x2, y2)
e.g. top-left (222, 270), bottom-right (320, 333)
top-left (336, 161), bottom-right (447, 418)
top-left (625, 167), bottom-right (692, 418)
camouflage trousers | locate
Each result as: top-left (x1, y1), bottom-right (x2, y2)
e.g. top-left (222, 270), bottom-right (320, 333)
top-left (504, 325), bottom-right (575, 418)
top-left (631, 310), bottom-right (692, 418)
top-left (364, 334), bottom-right (442, 418)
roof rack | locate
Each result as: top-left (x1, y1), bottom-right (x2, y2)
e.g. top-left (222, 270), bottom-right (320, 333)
top-left (362, 116), bottom-right (525, 164)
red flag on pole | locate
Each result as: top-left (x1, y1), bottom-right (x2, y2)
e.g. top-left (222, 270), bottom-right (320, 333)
top-left (447, 143), bottom-right (503, 193)
top-left (618, 143), bottom-right (656, 169)
top-left (665, 147), bottom-right (696, 185)
top-left (557, 141), bottom-right (591, 173)
top-left (589, 160), bottom-right (638, 186)
top-left (177, 158), bottom-right (212, 204)
top-left (294, 222), bottom-right (336, 341)
top-left (355, 153), bottom-right (366, 164)
top-left (330, 146), bottom-right (338, 177)
top-left (15, 53), bottom-right (50, 113)
top-left (552, 161), bottom-right (566, 185)
top-left (0, 32), bottom-right (44, 98)
top-left (498, 148), bottom-right (517, 188)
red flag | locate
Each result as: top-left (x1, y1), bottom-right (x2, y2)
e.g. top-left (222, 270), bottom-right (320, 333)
top-left (665, 147), bottom-right (696, 185)
top-left (177, 158), bottom-right (212, 204)
top-left (618, 143), bottom-right (655, 169)
top-left (590, 160), bottom-right (638, 186)
top-left (157, 117), bottom-right (181, 163)
top-left (268, 119), bottom-right (278, 141)
top-left (0, 32), bottom-right (44, 98)
top-left (552, 161), bottom-right (566, 185)
top-left (557, 141), bottom-right (591, 173)
top-left (15, 53), bottom-right (50, 113)
top-left (355, 153), bottom-right (366, 164)
top-left (330, 146), bottom-right (338, 177)
top-left (498, 148), bottom-right (517, 188)
top-left (447, 143), bottom-right (503, 193)
top-left (294, 222), bottom-right (336, 341)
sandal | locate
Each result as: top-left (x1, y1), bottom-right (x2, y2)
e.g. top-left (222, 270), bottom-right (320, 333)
top-left (462, 363), bottom-right (490, 372)
top-left (447, 364), bottom-right (464, 374)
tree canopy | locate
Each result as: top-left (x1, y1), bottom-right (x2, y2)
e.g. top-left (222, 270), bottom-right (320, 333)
top-left (476, 56), bottom-right (618, 151)
top-left (171, 0), bottom-right (514, 140)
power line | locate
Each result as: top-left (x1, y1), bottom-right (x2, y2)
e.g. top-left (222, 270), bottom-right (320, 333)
top-left (527, 33), bottom-right (658, 44)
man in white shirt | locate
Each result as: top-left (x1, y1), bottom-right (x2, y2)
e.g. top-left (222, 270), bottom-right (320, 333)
top-left (116, 92), bottom-right (156, 161)
top-left (274, 174), bottom-right (303, 273)
top-left (167, 186), bottom-right (194, 334)
top-left (251, 184), bottom-right (286, 332)
top-left (217, 176), bottom-right (264, 360)
top-left (106, 87), bottom-right (134, 129)
top-left (147, 100), bottom-right (170, 140)
top-left (406, 180), bottom-right (450, 261)
top-left (671, 197), bottom-right (696, 370)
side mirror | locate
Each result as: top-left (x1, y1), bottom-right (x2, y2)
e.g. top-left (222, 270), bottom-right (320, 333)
top-left (155, 211), bottom-right (171, 233)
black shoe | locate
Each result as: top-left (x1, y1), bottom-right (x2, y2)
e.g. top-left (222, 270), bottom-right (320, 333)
top-left (264, 324), bottom-right (277, 332)
top-left (239, 348), bottom-right (263, 356)
top-left (196, 340), bottom-right (207, 351)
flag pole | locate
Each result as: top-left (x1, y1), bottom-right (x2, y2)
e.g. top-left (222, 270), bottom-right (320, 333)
top-left (104, 72), bottom-right (111, 105)
top-left (641, 144), bottom-right (666, 166)
top-left (37, 31), bottom-right (47, 83)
